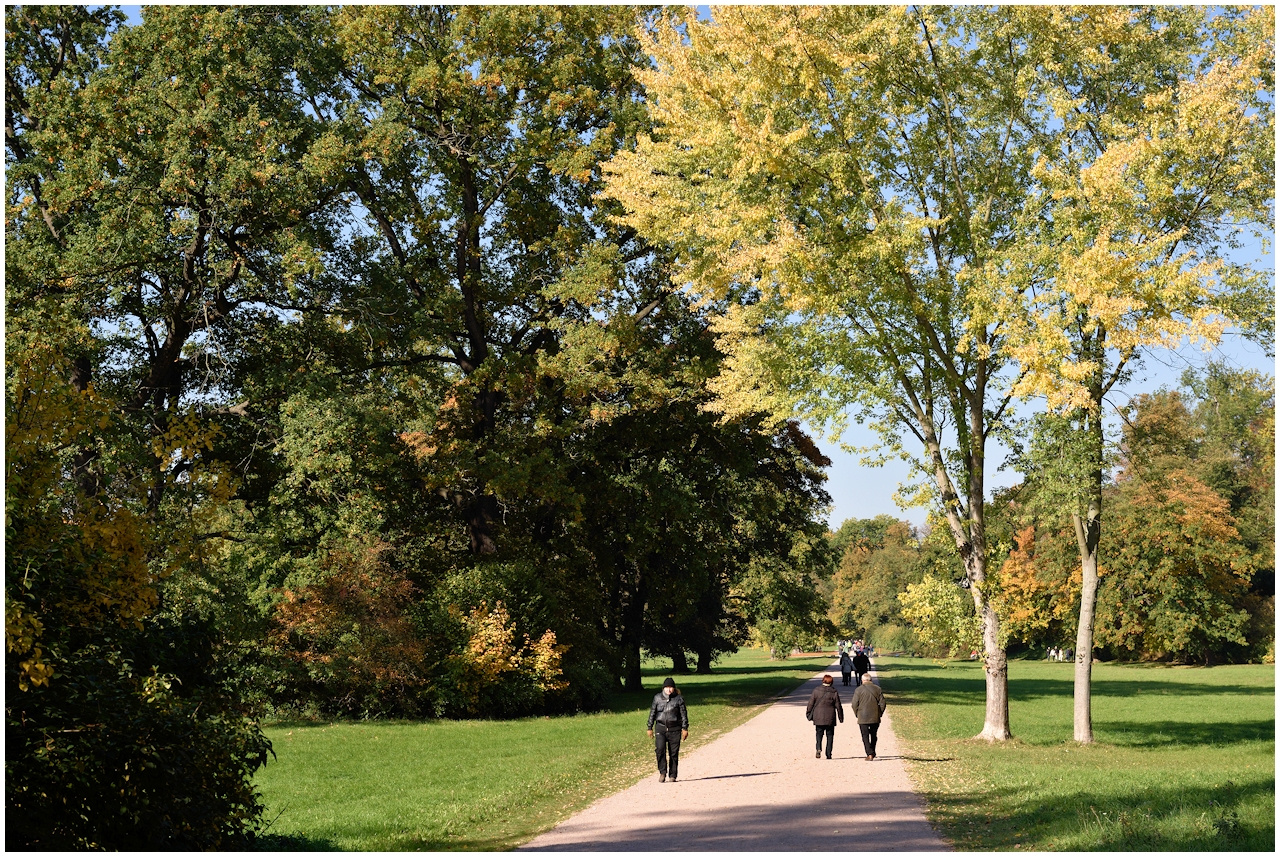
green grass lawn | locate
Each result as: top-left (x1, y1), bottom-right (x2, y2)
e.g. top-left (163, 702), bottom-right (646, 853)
top-left (253, 648), bottom-right (832, 850)
top-left (880, 655), bottom-right (1275, 851)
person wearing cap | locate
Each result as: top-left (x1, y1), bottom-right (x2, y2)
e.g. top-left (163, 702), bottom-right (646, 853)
top-left (646, 677), bottom-right (689, 783)
top-left (804, 674), bottom-right (844, 759)
top-left (852, 673), bottom-right (887, 760)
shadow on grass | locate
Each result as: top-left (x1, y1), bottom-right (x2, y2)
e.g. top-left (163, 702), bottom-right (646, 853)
top-left (256, 832), bottom-right (341, 851)
top-left (1101, 719), bottom-right (1275, 748)
top-left (884, 672), bottom-right (1272, 707)
top-left (923, 773), bottom-right (1275, 851)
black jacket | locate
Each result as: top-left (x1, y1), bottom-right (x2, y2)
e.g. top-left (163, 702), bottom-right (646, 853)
top-left (852, 653), bottom-right (871, 674)
top-left (648, 690), bottom-right (689, 730)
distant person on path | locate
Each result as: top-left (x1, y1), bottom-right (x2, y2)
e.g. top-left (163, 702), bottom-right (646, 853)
top-left (852, 674), bottom-right (887, 761)
top-left (839, 650), bottom-right (853, 686)
top-left (852, 648), bottom-right (871, 687)
top-left (805, 674), bottom-right (844, 759)
top-left (647, 677), bottom-right (689, 783)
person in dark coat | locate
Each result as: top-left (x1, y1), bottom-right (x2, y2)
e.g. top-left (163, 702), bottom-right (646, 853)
top-left (839, 650), bottom-right (853, 686)
top-left (852, 649), bottom-right (871, 687)
top-left (851, 673), bottom-right (887, 760)
top-left (647, 677), bottom-right (689, 782)
top-left (805, 674), bottom-right (844, 759)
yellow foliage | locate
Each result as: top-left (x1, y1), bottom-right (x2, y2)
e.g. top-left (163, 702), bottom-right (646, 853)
top-left (451, 601), bottom-right (568, 706)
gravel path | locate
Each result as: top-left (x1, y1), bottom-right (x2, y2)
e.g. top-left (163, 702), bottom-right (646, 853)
top-left (519, 660), bottom-right (949, 851)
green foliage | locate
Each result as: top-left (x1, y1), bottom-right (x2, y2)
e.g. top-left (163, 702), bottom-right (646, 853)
top-left (828, 517), bottom-right (923, 643)
top-left (5, 350), bottom-right (270, 849)
top-left (899, 575), bottom-right (982, 660)
top-left (997, 365), bottom-right (1274, 663)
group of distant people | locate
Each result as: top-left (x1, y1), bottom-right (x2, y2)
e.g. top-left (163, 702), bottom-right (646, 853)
top-left (646, 641), bottom-right (888, 782)
top-left (1047, 646), bottom-right (1075, 662)
top-left (837, 642), bottom-right (871, 687)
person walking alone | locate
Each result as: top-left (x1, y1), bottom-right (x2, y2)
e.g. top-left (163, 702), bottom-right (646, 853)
top-left (805, 674), bottom-right (844, 759)
top-left (647, 677), bottom-right (689, 783)
top-left (851, 673), bottom-right (887, 760)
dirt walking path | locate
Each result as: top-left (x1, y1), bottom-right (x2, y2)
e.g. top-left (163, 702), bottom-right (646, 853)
top-left (519, 660), bottom-right (949, 851)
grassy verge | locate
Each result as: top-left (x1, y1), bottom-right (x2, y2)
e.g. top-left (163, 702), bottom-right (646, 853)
top-left (253, 648), bottom-right (832, 850)
top-left (879, 655), bottom-right (1275, 851)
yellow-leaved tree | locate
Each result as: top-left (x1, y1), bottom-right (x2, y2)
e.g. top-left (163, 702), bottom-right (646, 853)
top-left (981, 6), bottom-right (1273, 742)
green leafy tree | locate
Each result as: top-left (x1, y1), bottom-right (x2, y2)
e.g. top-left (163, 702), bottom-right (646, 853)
top-left (6, 347), bottom-right (271, 849)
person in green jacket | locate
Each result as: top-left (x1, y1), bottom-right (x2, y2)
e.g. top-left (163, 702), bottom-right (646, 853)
top-left (851, 674), bottom-right (887, 760)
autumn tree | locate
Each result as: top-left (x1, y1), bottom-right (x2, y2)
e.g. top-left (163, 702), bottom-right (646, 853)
top-left (991, 6), bottom-right (1273, 741)
top-left (604, 5), bottom-right (1037, 739)
top-left (828, 517), bottom-right (923, 651)
top-left (998, 365), bottom-right (1274, 663)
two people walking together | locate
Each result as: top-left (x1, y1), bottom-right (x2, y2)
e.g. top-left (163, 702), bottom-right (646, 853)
top-left (806, 671), bottom-right (886, 761)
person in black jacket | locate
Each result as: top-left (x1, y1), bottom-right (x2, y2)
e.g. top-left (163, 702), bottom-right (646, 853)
top-left (647, 677), bottom-right (689, 783)
top-left (852, 649), bottom-right (871, 688)
top-left (805, 674), bottom-right (844, 759)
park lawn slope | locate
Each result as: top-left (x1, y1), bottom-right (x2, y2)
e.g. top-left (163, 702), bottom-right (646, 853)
top-left (253, 649), bottom-right (831, 851)
top-left (880, 656), bottom-right (1274, 851)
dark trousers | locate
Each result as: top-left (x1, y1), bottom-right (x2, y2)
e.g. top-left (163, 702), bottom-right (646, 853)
top-left (854, 670), bottom-right (866, 687)
top-left (654, 722), bottom-right (682, 778)
top-left (814, 723), bottom-right (835, 758)
top-left (841, 670), bottom-right (852, 686)
top-left (859, 722), bottom-right (880, 757)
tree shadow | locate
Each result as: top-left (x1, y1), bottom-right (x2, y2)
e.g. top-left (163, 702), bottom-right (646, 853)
top-left (1100, 719), bottom-right (1274, 748)
top-left (883, 673), bottom-right (1273, 707)
top-left (255, 831), bottom-right (342, 850)
top-left (923, 774), bottom-right (1274, 850)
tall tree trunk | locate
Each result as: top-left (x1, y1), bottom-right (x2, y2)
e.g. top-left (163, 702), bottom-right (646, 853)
top-left (1072, 517), bottom-right (1100, 743)
top-left (1072, 382), bottom-right (1105, 744)
top-left (969, 558), bottom-right (1011, 740)
top-left (696, 648), bottom-right (713, 674)
top-left (669, 649), bottom-right (690, 674)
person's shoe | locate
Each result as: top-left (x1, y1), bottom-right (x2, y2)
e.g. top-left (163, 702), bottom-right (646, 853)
top-left (871, 754), bottom-right (876, 760)
top-left (659, 773), bottom-right (666, 783)
top-left (670, 777), bottom-right (677, 782)
top-left (866, 754), bottom-right (873, 761)
top-left (815, 751), bottom-right (821, 758)
top-left (826, 755), bottom-right (832, 760)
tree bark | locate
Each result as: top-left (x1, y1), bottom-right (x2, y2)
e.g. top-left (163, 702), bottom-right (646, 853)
top-left (669, 650), bottom-right (690, 674)
top-left (1071, 386), bottom-right (1104, 743)
top-left (1073, 525), bottom-right (1099, 743)
top-left (696, 648), bottom-right (713, 674)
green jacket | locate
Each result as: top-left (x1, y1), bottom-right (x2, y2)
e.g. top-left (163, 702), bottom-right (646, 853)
top-left (851, 682), bottom-right (886, 724)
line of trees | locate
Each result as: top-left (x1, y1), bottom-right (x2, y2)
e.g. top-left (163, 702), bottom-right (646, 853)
top-left (827, 362), bottom-right (1274, 669)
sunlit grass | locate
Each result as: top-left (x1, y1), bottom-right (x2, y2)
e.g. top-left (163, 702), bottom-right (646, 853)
top-left (253, 648), bottom-right (831, 850)
top-left (882, 656), bottom-right (1274, 851)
